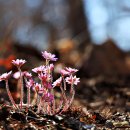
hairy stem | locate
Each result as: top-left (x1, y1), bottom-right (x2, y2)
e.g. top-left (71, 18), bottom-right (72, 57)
top-left (18, 68), bottom-right (24, 109)
top-left (68, 88), bottom-right (75, 108)
top-left (60, 84), bottom-right (67, 104)
top-left (37, 100), bottom-right (41, 113)
top-left (56, 100), bottom-right (63, 114)
top-left (62, 84), bottom-right (75, 112)
top-left (37, 97), bottom-right (43, 113)
top-left (46, 59), bottom-right (49, 66)
top-left (5, 80), bottom-right (18, 109)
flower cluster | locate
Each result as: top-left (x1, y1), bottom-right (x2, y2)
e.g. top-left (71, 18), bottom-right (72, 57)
top-left (0, 51), bottom-right (80, 115)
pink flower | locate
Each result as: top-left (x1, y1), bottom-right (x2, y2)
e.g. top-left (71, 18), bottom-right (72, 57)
top-left (42, 51), bottom-right (58, 61)
top-left (43, 68), bottom-right (48, 75)
top-left (52, 77), bottom-right (62, 87)
top-left (13, 71), bottom-right (23, 79)
top-left (32, 83), bottom-right (44, 96)
top-left (43, 64), bottom-right (54, 76)
top-left (12, 59), bottom-right (26, 68)
top-left (33, 83), bottom-right (42, 92)
top-left (38, 87), bottom-right (44, 96)
top-left (43, 83), bottom-right (52, 89)
top-left (65, 75), bottom-right (80, 85)
top-left (43, 92), bottom-right (54, 102)
top-left (23, 71), bottom-right (32, 78)
top-left (14, 71), bottom-right (31, 79)
top-left (0, 71), bottom-right (12, 81)
top-left (65, 67), bottom-right (78, 74)
top-left (26, 79), bottom-right (34, 88)
top-left (38, 73), bottom-right (51, 82)
top-left (60, 69), bottom-right (70, 76)
top-left (48, 63), bottom-right (54, 71)
top-left (32, 65), bottom-right (45, 74)
top-left (38, 73), bottom-right (52, 89)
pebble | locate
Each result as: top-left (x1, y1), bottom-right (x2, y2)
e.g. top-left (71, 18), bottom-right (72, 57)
top-left (82, 124), bottom-right (96, 130)
top-left (105, 120), bottom-right (114, 128)
top-left (113, 121), bottom-right (129, 126)
top-left (54, 115), bottom-right (64, 121)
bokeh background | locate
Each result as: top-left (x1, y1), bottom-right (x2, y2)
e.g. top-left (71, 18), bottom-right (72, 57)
top-left (1, 0), bottom-right (130, 51)
top-left (0, 0), bottom-right (130, 109)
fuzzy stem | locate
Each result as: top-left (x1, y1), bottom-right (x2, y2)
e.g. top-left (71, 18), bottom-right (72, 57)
top-left (52, 99), bottom-right (55, 114)
top-left (69, 88), bottom-right (75, 107)
top-left (60, 84), bottom-right (67, 104)
top-left (18, 68), bottom-right (24, 109)
top-left (51, 89), bottom-right (56, 114)
top-left (37, 99), bottom-right (41, 113)
top-left (56, 100), bottom-right (63, 114)
top-left (67, 84), bottom-right (75, 109)
top-left (37, 97), bottom-right (43, 113)
top-left (62, 84), bottom-right (75, 112)
top-left (46, 59), bottom-right (49, 66)
top-left (5, 80), bottom-right (18, 109)
top-left (47, 103), bottom-right (52, 115)
top-left (31, 92), bottom-right (37, 105)
top-left (24, 77), bottom-right (30, 107)
top-left (36, 94), bottom-right (40, 106)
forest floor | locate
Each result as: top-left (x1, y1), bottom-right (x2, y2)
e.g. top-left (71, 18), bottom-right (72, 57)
top-left (0, 76), bottom-right (130, 130)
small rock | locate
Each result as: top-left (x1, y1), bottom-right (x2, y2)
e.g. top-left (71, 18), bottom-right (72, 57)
top-left (94, 112), bottom-right (106, 124)
top-left (105, 120), bottom-right (114, 128)
top-left (113, 121), bottom-right (129, 127)
top-left (82, 124), bottom-right (96, 130)
top-left (64, 117), bottom-right (86, 130)
top-left (54, 115), bottom-right (64, 121)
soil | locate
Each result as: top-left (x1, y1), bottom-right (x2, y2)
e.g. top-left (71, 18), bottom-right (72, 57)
top-left (0, 76), bottom-right (130, 130)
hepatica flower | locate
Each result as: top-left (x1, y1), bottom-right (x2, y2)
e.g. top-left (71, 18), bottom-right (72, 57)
top-left (33, 83), bottom-right (42, 92)
top-left (44, 83), bottom-right (52, 89)
top-left (38, 73), bottom-right (51, 83)
top-left (47, 63), bottom-right (54, 72)
top-left (23, 71), bottom-right (32, 79)
top-left (43, 92), bottom-right (54, 102)
top-left (13, 71), bottom-right (21, 79)
top-left (65, 75), bottom-right (80, 85)
top-left (38, 87), bottom-right (44, 96)
top-left (38, 73), bottom-right (47, 81)
top-left (42, 51), bottom-right (58, 61)
top-left (12, 59), bottom-right (26, 68)
top-left (52, 77), bottom-right (62, 87)
top-left (26, 79), bottom-right (34, 88)
top-left (65, 67), bottom-right (78, 74)
top-left (60, 69), bottom-right (70, 76)
top-left (0, 71), bottom-right (12, 81)
top-left (32, 65), bottom-right (45, 74)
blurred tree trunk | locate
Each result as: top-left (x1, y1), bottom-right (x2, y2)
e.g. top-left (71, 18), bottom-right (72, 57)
top-left (67, 0), bottom-right (90, 45)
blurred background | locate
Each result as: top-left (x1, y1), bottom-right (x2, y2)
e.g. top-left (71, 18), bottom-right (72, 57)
top-left (0, 0), bottom-right (130, 110)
